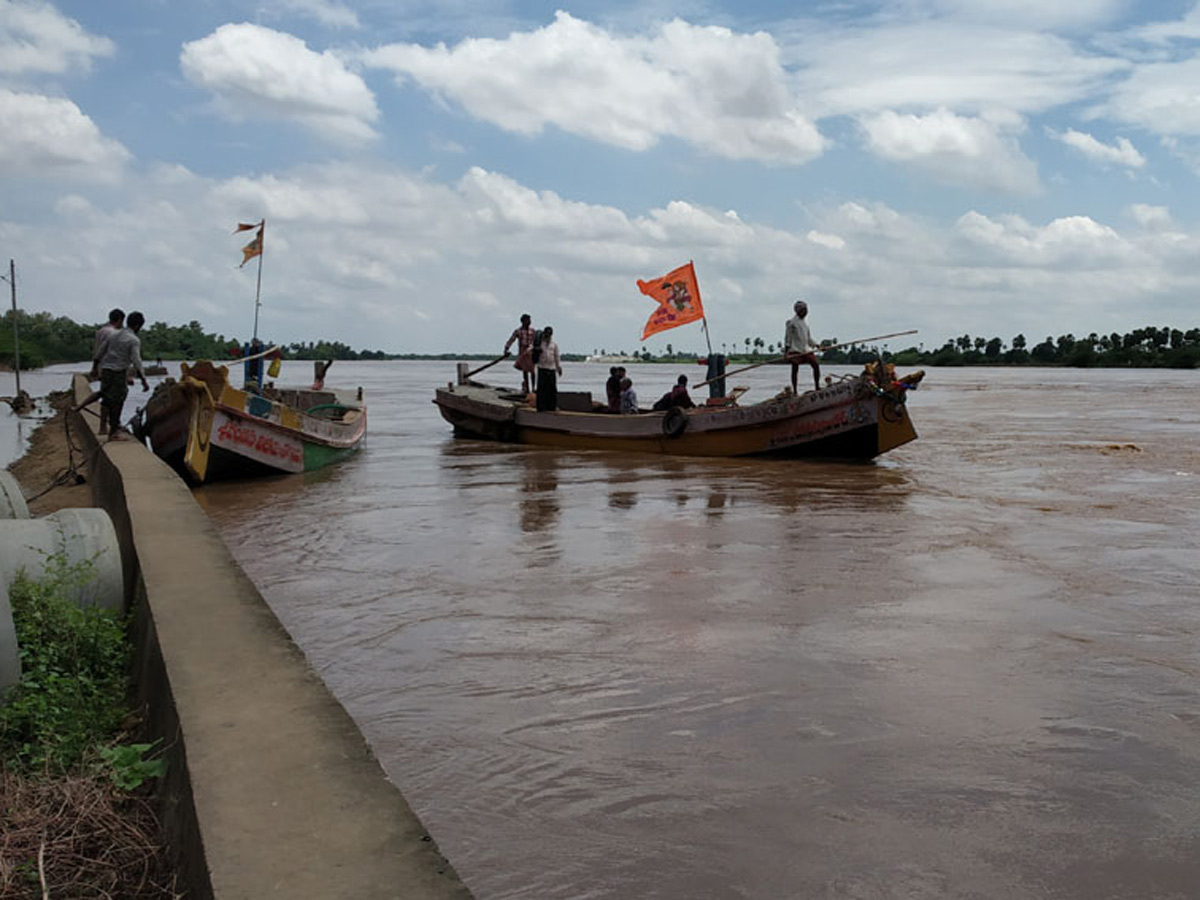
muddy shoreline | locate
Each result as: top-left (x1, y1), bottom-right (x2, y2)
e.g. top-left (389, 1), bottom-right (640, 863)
top-left (5, 390), bottom-right (94, 515)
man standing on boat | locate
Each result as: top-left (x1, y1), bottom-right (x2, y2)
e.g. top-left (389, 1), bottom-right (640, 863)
top-left (784, 299), bottom-right (821, 394)
top-left (504, 313), bottom-right (538, 393)
top-left (535, 326), bottom-right (562, 411)
top-left (94, 310), bottom-right (150, 440)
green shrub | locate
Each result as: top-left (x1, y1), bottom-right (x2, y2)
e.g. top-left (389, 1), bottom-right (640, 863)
top-left (1, 554), bottom-right (130, 772)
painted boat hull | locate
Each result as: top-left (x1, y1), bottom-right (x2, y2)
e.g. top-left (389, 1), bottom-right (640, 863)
top-left (433, 371), bottom-right (919, 460)
top-left (137, 360), bottom-right (366, 483)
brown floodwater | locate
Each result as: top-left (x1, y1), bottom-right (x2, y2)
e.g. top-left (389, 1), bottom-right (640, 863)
top-left (192, 360), bottom-right (1200, 899)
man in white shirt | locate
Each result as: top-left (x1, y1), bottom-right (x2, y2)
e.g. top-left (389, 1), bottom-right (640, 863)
top-left (784, 299), bottom-right (821, 393)
top-left (88, 308), bottom-right (124, 381)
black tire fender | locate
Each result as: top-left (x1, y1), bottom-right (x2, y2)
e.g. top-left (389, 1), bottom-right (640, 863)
top-left (662, 407), bottom-right (688, 437)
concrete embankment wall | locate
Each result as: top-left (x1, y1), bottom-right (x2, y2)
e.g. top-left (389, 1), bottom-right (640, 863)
top-left (68, 376), bottom-right (473, 900)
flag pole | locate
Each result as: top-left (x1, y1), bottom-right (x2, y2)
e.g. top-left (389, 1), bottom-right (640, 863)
top-left (7, 259), bottom-right (19, 399)
top-left (689, 261), bottom-right (713, 358)
top-left (252, 220), bottom-right (265, 343)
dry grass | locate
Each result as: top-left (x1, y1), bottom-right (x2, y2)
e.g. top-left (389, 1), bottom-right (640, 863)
top-left (0, 766), bottom-right (181, 899)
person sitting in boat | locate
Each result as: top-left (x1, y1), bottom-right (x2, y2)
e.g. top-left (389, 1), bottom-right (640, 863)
top-left (651, 374), bottom-right (697, 412)
top-left (784, 299), bottom-right (821, 393)
top-left (619, 377), bottom-right (639, 414)
top-left (605, 366), bottom-right (622, 413)
top-left (535, 326), bottom-right (562, 411)
top-left (504, 313), bottom-right (538, 394)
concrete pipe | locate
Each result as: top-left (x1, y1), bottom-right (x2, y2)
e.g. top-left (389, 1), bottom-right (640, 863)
top-left (1, 509), bottom-right (125, 697)
top-left (0, 470), bottom-right (30, 519)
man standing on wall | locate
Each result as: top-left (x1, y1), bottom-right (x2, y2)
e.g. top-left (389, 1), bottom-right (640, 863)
top-left (95, 311), bottom-right (150, 440)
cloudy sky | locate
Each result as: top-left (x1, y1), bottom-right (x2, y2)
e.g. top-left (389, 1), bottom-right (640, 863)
top-left (3, 0), bottom-right (1200, 356)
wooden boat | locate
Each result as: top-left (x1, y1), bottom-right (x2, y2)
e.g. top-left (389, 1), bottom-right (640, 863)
top-left (434, 362), bottom-right (923, 460)
top-left (135, 360), bottom-right (366, 483)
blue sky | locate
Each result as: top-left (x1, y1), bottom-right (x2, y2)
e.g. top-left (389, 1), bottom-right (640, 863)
top-left (3, 0), bottom-right (1200, 356)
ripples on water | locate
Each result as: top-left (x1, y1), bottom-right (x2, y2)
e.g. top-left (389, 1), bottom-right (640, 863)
top-left (188, 362), bottom-right (1199, 898)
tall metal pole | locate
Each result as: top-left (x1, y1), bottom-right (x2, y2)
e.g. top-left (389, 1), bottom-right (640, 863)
top-left (252, 221), bottom-right (265, 343)
top-left (7, 259), bottom-right (19, 398)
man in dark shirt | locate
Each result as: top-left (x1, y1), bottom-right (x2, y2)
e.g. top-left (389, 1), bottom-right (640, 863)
top-left (652, 375), bottom-right (697, 411)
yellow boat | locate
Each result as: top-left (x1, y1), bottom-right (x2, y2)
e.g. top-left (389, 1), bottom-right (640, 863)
top-left (136, 360), bottom-right (366, 483)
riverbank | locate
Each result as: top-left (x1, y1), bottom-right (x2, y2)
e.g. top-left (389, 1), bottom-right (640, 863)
top-left (5, 389), bottom-right (92, 516)
top-left (5, 381), bottom-right (474, 899)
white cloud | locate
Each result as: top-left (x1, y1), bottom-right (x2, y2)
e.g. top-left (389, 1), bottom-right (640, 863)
top-left (1127, 203), bottom-right (1174, 230)
top-left (954, 210), bottom-right (1131, 267)
top-left (1052, 128), bottom-right (1145, 167)
top-left (859, 108), bottom-right (1039, 194)
top-left (361, 11), bottom-right (825, 164)
top-left (457, 167), bottom-right (632, 236)
top-left (806, 230), bottom-right (845, 250)
top-left (789, 22), bottom-right (1126, 119)
top-left (271, 0), bottom-right (360, 30)
top-left (0, 0), bottom-right (114, 76)
top-left (915, 0), bottom-right (1127, 30)
top-left (1125, 4), bottom-right (1200, 44)
top-left (0, 88), bottom-right (129, 179)
top-left (1104, 58), bottom-right (1200, 137)
top-left (180, 23), bottom-right (379, 144)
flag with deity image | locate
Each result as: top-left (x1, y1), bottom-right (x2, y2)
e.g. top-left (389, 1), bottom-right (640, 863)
top-left (636, 261), bottom-right (704, 339)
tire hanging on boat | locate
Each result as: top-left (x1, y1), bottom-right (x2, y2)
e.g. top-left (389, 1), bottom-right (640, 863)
top-left (662, 407), bottom-right (688, 437)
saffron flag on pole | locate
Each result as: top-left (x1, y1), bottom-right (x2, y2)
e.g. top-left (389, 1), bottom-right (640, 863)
top-left (636, 261), bottom-right (704, 339)
top-left (234, 220), bottom-right (264, 267)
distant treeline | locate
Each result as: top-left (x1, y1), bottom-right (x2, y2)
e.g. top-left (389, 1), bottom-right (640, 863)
top-left (0, 310), bottom-right (396, 369)
top-left (879, 327), bottom-right (1200, 369)
top-left (2, 310), bottom-right (1197, 370)
top-left (650, 326), bottom-right (1200, 369)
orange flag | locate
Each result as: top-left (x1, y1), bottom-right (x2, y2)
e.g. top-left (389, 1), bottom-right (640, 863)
top-left (636, 261), bottom-right (704, 339)
top-left (235, 221), bottom-right (264, 267)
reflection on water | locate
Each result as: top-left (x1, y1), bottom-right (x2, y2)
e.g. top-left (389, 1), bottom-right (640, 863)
top-left (517, 452), bottom-right (559, 535)
top-left (195, 362), bottom-right (1200, 900)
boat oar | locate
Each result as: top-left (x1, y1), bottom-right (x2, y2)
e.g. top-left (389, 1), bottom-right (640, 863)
top-left (695, 329), bottom-right (919, 389)
top-left (465, 353), bottom-right (510, 379)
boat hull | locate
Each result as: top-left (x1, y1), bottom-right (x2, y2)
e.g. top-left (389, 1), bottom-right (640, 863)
top-left (434, 374), bottom-right (918, 460)
top-left (137, 361), bottom-right (366, 483)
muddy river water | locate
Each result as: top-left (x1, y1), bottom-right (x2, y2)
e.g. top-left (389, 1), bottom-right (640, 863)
top-left (14, 360), bottom-right (1198, 898)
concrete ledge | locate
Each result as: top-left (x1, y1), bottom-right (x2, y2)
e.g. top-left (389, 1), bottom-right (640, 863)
top-left (70, 376), bottom-right (473, 899)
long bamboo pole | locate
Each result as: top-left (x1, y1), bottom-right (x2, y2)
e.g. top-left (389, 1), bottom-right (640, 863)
top-left (695, 329), bottom-right (918, 389)
top-left (465, 354), bottom-right (510, 378)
